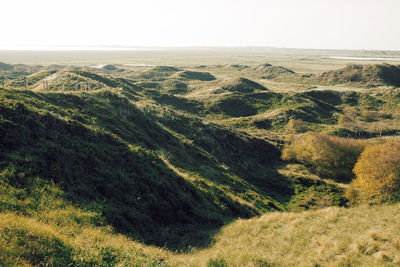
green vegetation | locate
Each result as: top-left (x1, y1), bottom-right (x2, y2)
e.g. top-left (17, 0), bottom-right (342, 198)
top-left (282, 132), bottom-right (365, 181)
top-left (103, 64), bottom-right (118, 71)
top-left (176, 71), bottom-right (216, 81)
top-left (162, 79), bottom-right (189, 94)
top-left (170, 203), bottom-right (400, 266)
top-left (255, 63), bottom-right (296, 79)
top-left (317, 63), bottom-right (400, 87)
top-left (6, 70), bottom-right (57, 88)
top-left (0, 85), bottom-right (346, 253)
top-left (0, 89), bottom-right (234, 249)
top-left (220, 77), bottom-right (267, 94)
top-left (350, 142), bottom-right (400, 202)
top-left (0, 61), bottom-right (13, 71)
top-left (1, 50), bottom-right (400, 266)
top-left (139, 66), bottom-right (181, 80)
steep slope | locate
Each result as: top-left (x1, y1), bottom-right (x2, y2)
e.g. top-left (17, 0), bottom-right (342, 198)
top-left (0, 89), bottom-right (230, 249)
top-left (0, 85), bottom-right (348, 251)
top-left (0, 87), bottom-right (300, 250)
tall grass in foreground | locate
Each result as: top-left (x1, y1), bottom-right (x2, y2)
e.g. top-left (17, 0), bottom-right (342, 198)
top-left (2, 203), bottom-right (399, 266)
top-left (170, 203), bottom-right (400, 267)
top-left (0, 212), bottom-right (168, 266)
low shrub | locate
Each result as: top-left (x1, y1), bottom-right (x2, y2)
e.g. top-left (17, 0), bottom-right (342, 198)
top-left (282, 132), bottom-right (364, 181)
top-left (351, 142), bottom-right (400, 202)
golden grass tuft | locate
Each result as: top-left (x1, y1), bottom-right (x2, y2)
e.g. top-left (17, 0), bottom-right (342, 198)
top-left (1, 177), bottom-right (399, 266)
top-left (0, 212), bottom-right (168, 266)
top-left (169, 203), bottom-right (400, 266)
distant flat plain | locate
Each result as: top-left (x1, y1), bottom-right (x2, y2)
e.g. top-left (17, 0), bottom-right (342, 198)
top-left (1, 47), bottom-right (400, 74)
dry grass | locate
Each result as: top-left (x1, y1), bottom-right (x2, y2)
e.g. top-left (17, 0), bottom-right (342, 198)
top-left (0, 212), bottom-right (168, 266)
top-left (2, 203), bottom-right (399, 266)
top-left (3, 49), bottom-right (400, 266)
top-left (169, 203), bottom-right (400, 266)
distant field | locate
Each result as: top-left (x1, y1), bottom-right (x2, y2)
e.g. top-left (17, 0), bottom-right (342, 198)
top-left (1, 47), bottom-right (400, 73)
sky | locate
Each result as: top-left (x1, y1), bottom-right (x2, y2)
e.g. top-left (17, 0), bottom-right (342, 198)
top-left (1, 0), bottom-right (400, 50)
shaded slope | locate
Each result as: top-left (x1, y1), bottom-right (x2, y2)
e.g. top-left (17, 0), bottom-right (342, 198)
top-left (176, 71), bottom-right (216, 81)
top-left (318, 63), bottom-right (400, 87)
top-left (206, 90), bottom-right (340, 125)
top-left (254, 63), bottom-right (296, 78)
top-left (139, 66), bottom-right (181, 80)
top-left (0, 88), bottom-right (286, 250)
top-left (210, 96), bottom-right (258, 117)
top-left (221, 77), bottom-right (267, 94)
top-left (103, 64), bottom-right (118, 71)
top-left (162, 79), bottom-right (189, 94)
top-left (70, 70), bottom-right (142, 92)
top-left (2, 200), bottom-right (397, 266)
top-left (0, 62), bottom-right (13, 71)
top-left (0, 212), bottom-right (166, 266)
top-left (144, 90), bottom-right (205, 114)
top-left (0, 90), bottom-right (229, 249)
top-left (0, 82), bottom-right (349, 252)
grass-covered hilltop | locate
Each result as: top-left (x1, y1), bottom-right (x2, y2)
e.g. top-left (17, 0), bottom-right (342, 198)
top-left (1, 48), bottom-right (400, 266)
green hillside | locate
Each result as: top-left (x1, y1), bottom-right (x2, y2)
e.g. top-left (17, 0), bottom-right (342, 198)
top-left (317, 63), bottom-right (400, 87)
top-left (0, 84), bottom-right (347, 253)
top-left (1, 58), bottom-right (400, 266)
top-left (220, 77), bottom-right (268, 94)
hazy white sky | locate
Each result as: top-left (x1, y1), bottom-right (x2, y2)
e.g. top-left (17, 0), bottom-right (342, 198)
top-left (1, 0), bottom-right (400, 50)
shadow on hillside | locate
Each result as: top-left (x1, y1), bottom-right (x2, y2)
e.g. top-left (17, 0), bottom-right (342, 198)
top-left (0, 84), bottom-right (351, 250)
top-left (2, 90), bottom-right (282, 251)
top-left (144, 90), bottom-right (206, 114)
top-left (147, 110), bottom-right (295, 208)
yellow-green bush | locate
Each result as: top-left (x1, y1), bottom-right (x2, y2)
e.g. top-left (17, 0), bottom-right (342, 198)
top-left (282, 132), bottom-right (364, 181)
top-left (351, 142), bottom-right (400, 202)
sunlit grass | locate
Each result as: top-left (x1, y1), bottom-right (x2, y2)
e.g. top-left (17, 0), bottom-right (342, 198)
top-left (170, 203), bottom-right (400, 266)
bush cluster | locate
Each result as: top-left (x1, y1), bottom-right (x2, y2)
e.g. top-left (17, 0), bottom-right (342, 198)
top-left (349, 142), bottom-right (400, 203)
top-left (283, 132), bottom-right (400, 203)
top-left (282, 132), bottom-right (364, 181)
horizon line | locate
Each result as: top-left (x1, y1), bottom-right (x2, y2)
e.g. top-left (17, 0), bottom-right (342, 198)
top-left (0, 45), bottom-right (399, 52)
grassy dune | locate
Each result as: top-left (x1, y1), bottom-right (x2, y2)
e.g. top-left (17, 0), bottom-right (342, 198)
top-left (0, 86), bottom-right (348, 254)
top-left (1, 56), bottom-right (400, 266)
top-left (1, 203), bottom-right (399, 266)
top-left (171, 203), bottom-right (400, 266)
top-left (317, 64), bottom-right (400, 87)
